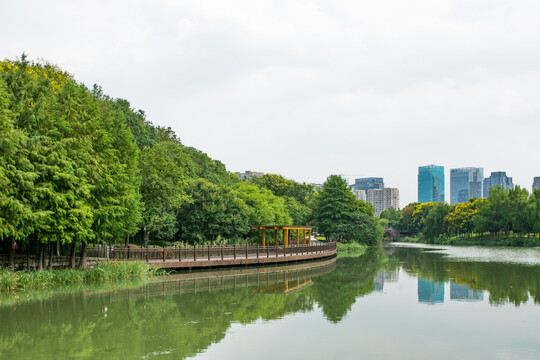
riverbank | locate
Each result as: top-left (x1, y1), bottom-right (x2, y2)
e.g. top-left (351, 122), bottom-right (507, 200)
top-left (396, 235), bottom-right (540, 247)
top-left (0, 261), bottom-right (160, 293)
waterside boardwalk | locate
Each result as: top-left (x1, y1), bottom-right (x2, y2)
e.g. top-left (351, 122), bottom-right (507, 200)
top-left (101, 242), bottom-right (336, 269)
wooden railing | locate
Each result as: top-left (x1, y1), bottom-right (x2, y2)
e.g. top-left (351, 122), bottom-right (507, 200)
top-left (87, 242), bottom-right (337, 263)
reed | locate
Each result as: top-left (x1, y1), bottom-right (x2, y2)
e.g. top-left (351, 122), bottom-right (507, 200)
top-left (0, 261), bottom-right (157, 293)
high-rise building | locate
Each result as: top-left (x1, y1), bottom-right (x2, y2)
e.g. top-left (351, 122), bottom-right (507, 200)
top-left (450, 167), bottom-right (484, 204)
top-left (533, 177), bottom-right (540, 192)
top-left (351, 177), bottom-right (384, 193)
top-left (418, 165), bottom-right (445, 203)
top-left (352, 189), bottom-right (366, 201)
top-left (483, 171), bottom-right (513, 197)
top-left (366, 188), bottom-right (399, 216)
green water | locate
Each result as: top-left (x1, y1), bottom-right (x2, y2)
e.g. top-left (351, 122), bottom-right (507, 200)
top-left (1, 243), bottom-right (540, 359)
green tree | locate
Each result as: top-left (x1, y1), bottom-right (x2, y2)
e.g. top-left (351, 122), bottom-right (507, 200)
top-left (398, 202), bottom-right (420, 235)
top-left (177, 179), bottom-right (250, 244)
top-left (526, 189), bottom-right (540, 236)
top-left (423, 203), bottom-right (451, 241)
top-left (250, 174), bottom-right (315, 206)
top-left (507, 186), bottom-right (529, 236)
top-left (336, 211), bottom-right (383, 245)
top-left (379, 207), bottom-right (401, 228)
top-left (233, 182), bottom-right (291, 241)
top-left (313, 175), bottom-right (358, 239)
top-left (140, 142), bottom-right (186, 246)
top-left (475, 187), bottom-right (511, 236)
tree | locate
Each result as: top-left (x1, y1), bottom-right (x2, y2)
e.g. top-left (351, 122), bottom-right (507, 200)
top-left (507, 186), bottom-right (529, 236)
top-left (444, 200), bottom-right (478, 237)
top-left (140, 142), bottom-right (186, 246)
top-left (475, 187), bottom-right (511, 236)
top-left (177, 179), bottom-right (249, 244)
top-left (233, 182), bottom-right (291, 241)
top-left (526, 189), bottom-right (540, 236)
top-left (423, 203), bottom-right (451, 241)
top-left (313, 175), bottom-right (358, 239)
top-left (336, 211), bottom-right (383, 245)
top-left (379, 207), bottom-right (401, 228)
top-left (250, 174), bottom-right (315, 206)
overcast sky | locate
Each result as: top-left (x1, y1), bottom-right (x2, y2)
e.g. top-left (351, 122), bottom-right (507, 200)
top-left (2, 1), bottom-right (540, 206)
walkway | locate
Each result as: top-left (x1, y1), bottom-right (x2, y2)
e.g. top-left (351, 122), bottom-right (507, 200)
top-left (101, 242), bottom-right (337, 269)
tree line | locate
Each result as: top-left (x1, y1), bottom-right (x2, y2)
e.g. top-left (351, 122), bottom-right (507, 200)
top-left (0, 56), bottom-right (382, 269)
top-left (380, 186), bottom-right (540, 243)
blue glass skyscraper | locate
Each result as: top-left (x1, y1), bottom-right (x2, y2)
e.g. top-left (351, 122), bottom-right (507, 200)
top-left (418, 165), bottom-right (445, 203)
top-left (483, 171), bottom-right (513, 198)
top-left (450, 167), bottom-right (484, 204)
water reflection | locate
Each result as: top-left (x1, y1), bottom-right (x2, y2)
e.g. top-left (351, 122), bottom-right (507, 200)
top-left (450, 281), bottom-right (484, 302)
top-left (373, 269), bottom-right (399, 292)
top-left (1, 245), bottom-right (539, 359)
top-left (418, 278), bottom-right (444, 304)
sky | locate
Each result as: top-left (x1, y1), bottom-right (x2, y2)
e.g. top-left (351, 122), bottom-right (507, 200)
top-left (2, 0), bottom-right (540, 206)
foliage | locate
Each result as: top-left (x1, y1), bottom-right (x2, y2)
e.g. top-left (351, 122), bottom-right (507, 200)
top-left (250, 174), bottom-right (315, 206)
top-left (177, 179), bottom-right (250, 244)
top-left (336, 211), bottom-right (383, 245)
top-left (444, 199), bottom-right (478, 236)
top-left (423, 202), bottom-right (451, 241)
top-left (378, 207), bottom-right (401, 228)
top-left (313, 175), bottom-right (358, 238)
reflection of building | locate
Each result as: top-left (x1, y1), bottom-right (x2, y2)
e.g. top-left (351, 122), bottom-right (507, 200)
top-left (418, 278), bottom-right (444, 304)
top-left (234, 170), bottom-right (264, 180)
top-left (373, 269), bottom-right (400, 292)
top-left (483, 171), bottom-right (513, 198)
top-left (418, 165), bottom-right (445, 203)
top-left (450, 167), bottom-right (484, 204)
top-left (366, 188), bottom-right (399, 216)
top-left (450, 281), bottom-right (484, 302)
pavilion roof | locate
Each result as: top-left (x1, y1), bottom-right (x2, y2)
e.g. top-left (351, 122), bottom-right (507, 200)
top-left (251, 225), bottom-right (312, 230)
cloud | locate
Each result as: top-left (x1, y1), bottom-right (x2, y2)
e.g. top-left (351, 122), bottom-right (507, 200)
top-left (2, 0), bottom-right (540, 205)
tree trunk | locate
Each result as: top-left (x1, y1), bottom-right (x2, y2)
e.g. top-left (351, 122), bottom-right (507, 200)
top-left (38, 242), bottom-right (44, 271)
top-left (26, 239), bottom-right (30, 270)
top-left (7, 241), bottom-right (14, 270)
top-left (144, 225), bottom-right (148, 248)
top-left (79, 242), bottom-right (88, 270)
top-left (47, 240), bottom-right (53, 270)
top-left (56, 239), bottom-right (60, 257)
top-left (69, 242), bottom-right (77, 269)
top-left (125, 234), bottom-right (130, 248)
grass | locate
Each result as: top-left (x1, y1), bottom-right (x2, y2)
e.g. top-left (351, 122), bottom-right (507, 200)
top-left (336, 242), bottom-right (368, 257)
top-left (0, 261), bottom-right (161, 293)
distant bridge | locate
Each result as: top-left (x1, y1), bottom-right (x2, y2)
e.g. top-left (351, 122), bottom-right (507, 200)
top-left (383, 227), bottom-right (401, 241)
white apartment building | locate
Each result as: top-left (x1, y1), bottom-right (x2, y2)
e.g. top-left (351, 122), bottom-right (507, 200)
top-left (366, 188), bottom-right (399, 216)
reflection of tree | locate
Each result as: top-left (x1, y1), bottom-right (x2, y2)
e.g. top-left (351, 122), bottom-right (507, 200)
top-left (0, 282), bottom-right (315, 359)
top-left (310, 249), bottom-right (398, 323)
top-left (445, 262), bottom-right (540, 306)
top-left (0, 252), bottom-right (397, 358)
top-left (391, 246), bottom-right (540, 306)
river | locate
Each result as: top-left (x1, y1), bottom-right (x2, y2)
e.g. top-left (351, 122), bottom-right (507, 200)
top-left (1, 243), bottom-right (539, 359)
